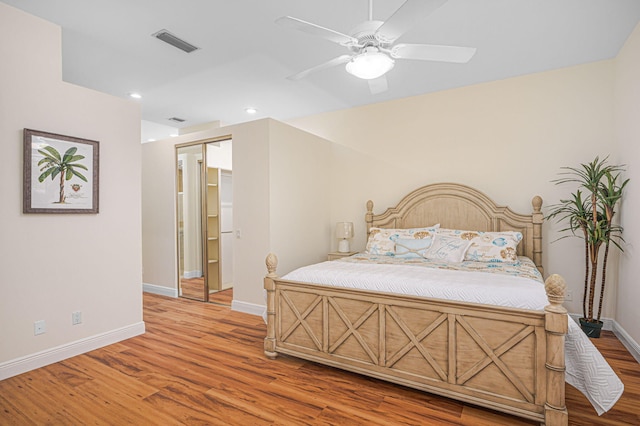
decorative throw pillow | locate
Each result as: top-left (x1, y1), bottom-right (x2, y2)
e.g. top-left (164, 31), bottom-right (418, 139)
top-left (365, 225), bottom-right (439, 256)
top-left (423, 235), bottom-right (472, 263)
top-left (394, 237), bottom-right (434, 258)
top-left (436, 228), bottom-right (522, 263)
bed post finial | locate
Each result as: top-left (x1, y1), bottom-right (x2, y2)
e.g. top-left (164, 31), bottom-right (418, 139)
top-left (532, 195), bottom-right (542, 213)
top-left (543, 274), bottom-right (568, 426)
top-left (366, 200), bottom-right (374, 235)
top-left (266, 253), bottom-right (278, 276)
top-left (264, 253), bottom-right (279, 359)
top-left (545, 274), bottom-right (566, 309)
top-left (532, 195), bottom-right (544, 276)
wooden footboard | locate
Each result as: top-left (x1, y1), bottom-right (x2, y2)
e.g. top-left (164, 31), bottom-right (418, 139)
top-left (264, 254), bottom-right (568, 426)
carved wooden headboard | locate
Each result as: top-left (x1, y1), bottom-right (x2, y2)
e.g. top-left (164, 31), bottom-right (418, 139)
top-left (365, 183), bottom-right (544, 275)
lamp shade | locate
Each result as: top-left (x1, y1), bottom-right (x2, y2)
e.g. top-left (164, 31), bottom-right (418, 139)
top-left (345, 47), bottom-right (395, 80)
top-left (335, 222), bottom-right (354, 239)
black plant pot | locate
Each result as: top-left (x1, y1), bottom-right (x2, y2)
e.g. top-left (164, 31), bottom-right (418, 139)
top-left (579, 318), bottom-right (603, 338)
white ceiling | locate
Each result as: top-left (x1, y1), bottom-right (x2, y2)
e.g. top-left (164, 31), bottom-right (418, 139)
top-left (4, 0), bottom-right (640, 142)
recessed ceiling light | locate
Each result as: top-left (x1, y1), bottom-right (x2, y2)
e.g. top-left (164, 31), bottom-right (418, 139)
top-left (129, 92), bottom-right (142, 99)
top-left (245, 107), bottom-right (257, 114)
top-left (147, 138), bottom-right (156, 142)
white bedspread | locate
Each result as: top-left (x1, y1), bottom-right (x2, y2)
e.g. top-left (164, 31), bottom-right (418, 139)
top-left (282, 258), bottom-right (624, 415)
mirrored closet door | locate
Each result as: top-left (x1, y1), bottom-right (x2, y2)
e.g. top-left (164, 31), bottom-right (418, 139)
top-left (176, 139), bottom-right (233, 302)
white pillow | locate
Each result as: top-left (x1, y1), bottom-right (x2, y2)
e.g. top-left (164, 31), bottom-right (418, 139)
top-left (423, 235), bottom-right (472, 263)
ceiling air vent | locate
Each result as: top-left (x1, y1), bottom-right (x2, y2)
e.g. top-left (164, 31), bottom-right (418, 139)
top-left (152, 29), bottom-right (199, 53)
top-left (168, 117), bottom-right (186, 123)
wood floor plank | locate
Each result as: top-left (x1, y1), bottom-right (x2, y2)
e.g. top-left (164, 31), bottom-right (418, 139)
top-left (0, 292), bottom-right (638, 425)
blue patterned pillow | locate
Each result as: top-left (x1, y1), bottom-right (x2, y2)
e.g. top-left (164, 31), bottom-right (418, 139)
top-left (437, 229), bottom-right (522, 263)
top-left (365, 225), bottom-right (439, 256)
top-left (394, 238), bottom-right (434, 258)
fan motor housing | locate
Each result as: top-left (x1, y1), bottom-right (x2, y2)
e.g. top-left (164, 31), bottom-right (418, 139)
top-left (348, 20), bottom-right (387, 52)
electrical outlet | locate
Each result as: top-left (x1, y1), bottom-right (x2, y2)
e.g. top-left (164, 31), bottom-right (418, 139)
top-left (565, 290), bottom-right (573, 302)
top-left (72, 311), bottom-right (82, 325)
top-left (34, 320), bottom-right (46, 335)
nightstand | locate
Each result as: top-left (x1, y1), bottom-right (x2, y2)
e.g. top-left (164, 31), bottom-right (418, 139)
top-left (328, 251), bottom-right (358, 261)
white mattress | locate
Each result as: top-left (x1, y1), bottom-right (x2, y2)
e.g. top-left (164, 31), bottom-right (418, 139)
top-left (283, 259), bottom-right (624, 416)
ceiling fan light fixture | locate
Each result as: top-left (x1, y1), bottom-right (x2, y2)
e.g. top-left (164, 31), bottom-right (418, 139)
top-left (345, 47), bottom-right (395, 80)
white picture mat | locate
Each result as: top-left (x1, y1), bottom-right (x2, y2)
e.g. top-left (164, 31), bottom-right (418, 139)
top-left (29, 135), bottom-right (95, 209)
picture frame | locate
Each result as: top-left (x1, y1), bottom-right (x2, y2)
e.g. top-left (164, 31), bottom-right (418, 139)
top-left (23, 128), bottom-right (99, 214)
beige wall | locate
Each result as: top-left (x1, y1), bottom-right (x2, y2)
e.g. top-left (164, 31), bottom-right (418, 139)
top-left (141, 138), bottom-right (177, 291)
top-left (615, 22), bottom-right (640, 346)
top-left (0, 3), bottom-right (143, 374)
top-left (268, 120), bottom-right (333, 276)
top-left (289, 60), bottom-right (617, 317)
top-left (141, 119), bottom-right (333, 309)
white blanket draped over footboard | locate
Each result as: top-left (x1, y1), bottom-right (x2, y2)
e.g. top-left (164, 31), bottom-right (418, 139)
top-left (282, 255), bottom-right (624, 415)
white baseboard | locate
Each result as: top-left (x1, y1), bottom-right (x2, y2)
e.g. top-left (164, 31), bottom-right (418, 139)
top-left (612, 322), bottom-right (640, 363)
top-left (143, 283), bottom-right (178, 298)
top-left (231, 300), bottom-right (265, 317)
top-left (568, 312), bottom-right (640, 363)
top-left (0, 322), bottom-right (145, 381)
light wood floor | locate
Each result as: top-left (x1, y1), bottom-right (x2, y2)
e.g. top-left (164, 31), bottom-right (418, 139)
top-left (1, 293), bottom-right (638, 425)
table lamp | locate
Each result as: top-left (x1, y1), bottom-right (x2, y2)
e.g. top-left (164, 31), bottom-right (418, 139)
top-left (335, 222), bottom-right (354, 253)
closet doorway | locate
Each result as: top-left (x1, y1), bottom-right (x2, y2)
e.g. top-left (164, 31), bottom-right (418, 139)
top-left (176, 138), bottom-right (233, 303)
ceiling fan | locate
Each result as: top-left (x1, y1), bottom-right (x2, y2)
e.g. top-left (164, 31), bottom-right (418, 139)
top-left (276, 0), bottom-right (476, 94)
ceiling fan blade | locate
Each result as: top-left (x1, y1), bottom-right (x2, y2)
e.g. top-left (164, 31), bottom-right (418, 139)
top-left (276, 16), bottom-right (359, 47)
top-left (368, 75), bottom-right (388, 95)
top-left (287, 55), bottom-right (353, 81)
top-left (376, 0), bottom-right (448, 44)
top-left (391, 43), bottom-right (477, 63)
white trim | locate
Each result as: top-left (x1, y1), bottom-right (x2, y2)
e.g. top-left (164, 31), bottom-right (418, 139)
top-left (232, 300), bottom-right (265, 317)
top-left (143, 283), bottom-right (178, 298)
top-left (0, 322), bottom-right (145, 380)
top-left (612, 321), bottom-right (640, 364)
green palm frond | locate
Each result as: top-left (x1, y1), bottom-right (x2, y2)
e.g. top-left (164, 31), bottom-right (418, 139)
top-left (69, 163), bottom-right (88, 171)
top-left (40, 145), bottom-right (61, 161)
top-left (37, 167), bottom-right (56, 182)
top-left (66, 155), bottom-right (85, 163)
top-left (62, 147), bottom-right (78, 162)
top-left (37, 150), bottom-right (61, 165)
top-left (71, 169), bottom-right (88, 182)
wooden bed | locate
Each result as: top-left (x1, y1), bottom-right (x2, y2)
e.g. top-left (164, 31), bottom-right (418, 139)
top-left (264, 183), bottom-right (568, 426)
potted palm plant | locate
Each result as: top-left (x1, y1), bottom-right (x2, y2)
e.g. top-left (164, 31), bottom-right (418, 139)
top-left (546, 156), bottom-right (629, 338)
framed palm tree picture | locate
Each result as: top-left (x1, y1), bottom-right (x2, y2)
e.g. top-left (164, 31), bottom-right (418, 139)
top-left (23, 129), bottom-right (99, 214)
